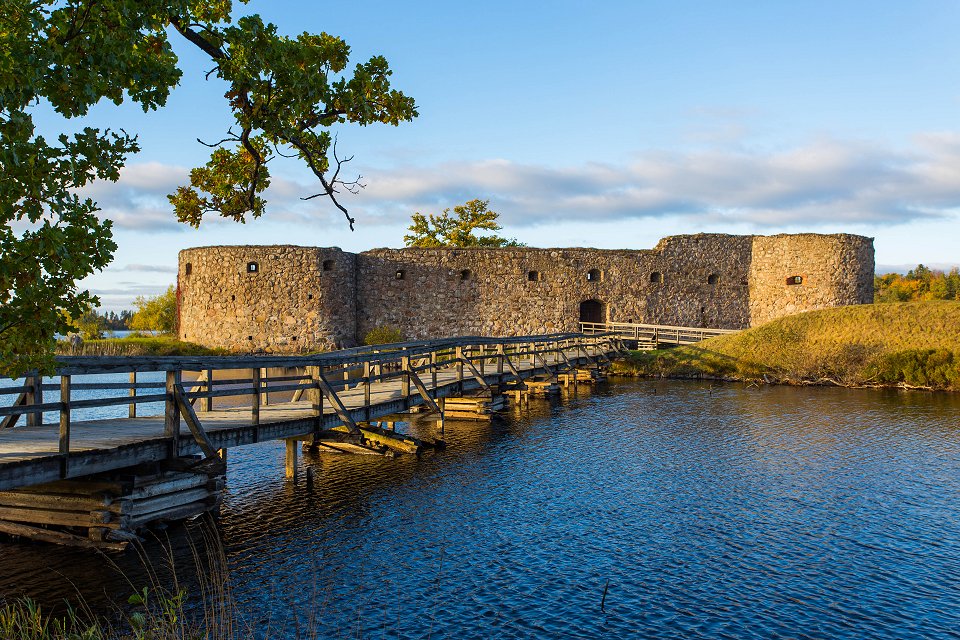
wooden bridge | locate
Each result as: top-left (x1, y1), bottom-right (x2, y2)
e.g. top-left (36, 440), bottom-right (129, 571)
top-left (580, 321), bottom-right (738, 348)
top-left (0, 333), bottom-right (621, 548)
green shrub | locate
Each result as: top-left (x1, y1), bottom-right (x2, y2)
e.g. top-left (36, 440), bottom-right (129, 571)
top-left (866, 349), bottom-right (960, 389)
top-left (364, 326), bottom-right (402, 346)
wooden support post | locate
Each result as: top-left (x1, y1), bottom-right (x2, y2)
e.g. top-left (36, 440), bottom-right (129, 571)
top-left (165, 370), bottom-right (181, 456)
top-left (285, 439), bottom-right (298, 480)
top-left (431, 352), bottom-right (438, 390)
top-left (456, 347), bottom-right (464, 392)
top-left (497, 344), bottom-right (505, 388)
top-left (478, 345), bottom-right (485, 376)
top-left (310, 365), bottom-right (323, 439)
top-left (438, 398), bottom-right (446, 440)
top-left (251, 368), bottom-right (261, 426)
top-left (59, 375), bottom-right (70, 477)
top-left (128, 371), bottom-right (137, 418)
top-left (260, 367), bottom-right (269, 406)
top-left (204, 368), bottom-right (213, 412)
top-left (401, 355), bottom-right (411, 399)
top-left (363, 361), bottom-right (371, 421)
top-left (26, 373), bottom-right (42, 427)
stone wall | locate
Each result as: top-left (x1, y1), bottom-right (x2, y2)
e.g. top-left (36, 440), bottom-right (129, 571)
top-left (178, 245), bottom-right (356, 352)
top-left (356, 234), bottom-right (754, 342)
top-left (177, 233), bottom-right (874, 352)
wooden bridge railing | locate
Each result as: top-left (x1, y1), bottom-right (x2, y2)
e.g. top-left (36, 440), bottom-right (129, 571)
top-left (0, 332), bottom-right (623, 478)
top-left (580, 321), bottom-right (738, 346)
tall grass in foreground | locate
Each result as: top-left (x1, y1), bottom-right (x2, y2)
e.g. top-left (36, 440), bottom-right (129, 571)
top-left (1, 519), bottom-right (253, 640)
top-left (612, 301), bottom-right (960, 390)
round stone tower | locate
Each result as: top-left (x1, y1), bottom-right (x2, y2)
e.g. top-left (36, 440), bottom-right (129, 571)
top-left (748, 234), bottom-right (875, 325)
top-left (177, 245), bottom-right (356, 352)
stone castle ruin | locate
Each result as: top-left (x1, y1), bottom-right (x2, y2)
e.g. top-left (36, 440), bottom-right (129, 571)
top-left (177, 233), bottom-right (875, 352)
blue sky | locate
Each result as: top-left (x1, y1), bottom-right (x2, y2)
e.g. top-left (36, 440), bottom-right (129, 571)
top-left (41, 1), bottom-right (960, 310)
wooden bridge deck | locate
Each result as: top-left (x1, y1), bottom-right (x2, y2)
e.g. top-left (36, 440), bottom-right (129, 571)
top-left (0, 334), bottom-right (620, 492)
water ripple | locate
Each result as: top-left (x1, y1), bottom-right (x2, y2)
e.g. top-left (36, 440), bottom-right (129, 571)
top-left (2, 380), bottom-right (960, 638)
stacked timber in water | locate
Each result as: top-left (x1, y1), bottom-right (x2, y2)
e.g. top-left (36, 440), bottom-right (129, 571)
top-left (558, 367), bottom-right (607, 386)
top-left (442, 392), bottom-right (508, 420)
top-left (0, 460), bottom-right (223, 550)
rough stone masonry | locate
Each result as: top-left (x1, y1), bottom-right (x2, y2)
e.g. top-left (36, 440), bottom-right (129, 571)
top-left (177, 233), bottom-right (874, 352)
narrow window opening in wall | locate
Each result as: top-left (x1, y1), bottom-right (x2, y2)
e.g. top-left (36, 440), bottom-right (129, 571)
top-left (185, 263), bottom-right (192, 276)
top-left (395, 269), bottom-right (405, 280)
top-left (587, 268), bottom-right (601, 282)
top-left (291, 336), bottom-right (297, 341)
top-left (787, 275), bottom-right (803, 285)
top-left (650, 271), bottom-right (663, 284)
top-left (322, 259), bottom-right (334, 271)
top-left (307, 293), bottom-right (313, 300)
top-left (707, 273), bottom-right (719, 285)
top-left (231, 295), bottom-right (235, 301)
top-left (460, 269), bottom-right (472, 281)
top-left (247, 336), bottom-right (253, 341)
top-left (246, 261), bottom-right (258, 273)
top-left (527, 270), bottom-right (542, 282)
top-left (701, 307), bottom-right (706, 314)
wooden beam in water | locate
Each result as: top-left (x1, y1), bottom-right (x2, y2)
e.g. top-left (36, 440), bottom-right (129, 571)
top-left (285, 439), bottom-right (298, 479)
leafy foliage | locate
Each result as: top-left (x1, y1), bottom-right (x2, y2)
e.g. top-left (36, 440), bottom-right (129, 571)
top-left (364, 325), bottom-right (402, 346)
top-left (404, 199), bottom-right (524, 248)
top-left (68, 306), bottom-right (106, 340)
top-left (874, 264), bottom-right (960, 302)
top-left (128, 285), bottom-right (178, 333)
top-left (1, 0), bottom-right (416, 377)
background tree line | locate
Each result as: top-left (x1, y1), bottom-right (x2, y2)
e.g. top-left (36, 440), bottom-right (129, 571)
top-left (69, 286), bottom-right (177, 339)
top-left (875, 265), bottom-right (960, 303)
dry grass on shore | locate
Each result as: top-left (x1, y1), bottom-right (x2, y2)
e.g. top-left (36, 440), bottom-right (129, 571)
top-left (56, 335), bottom-right (227, 358)
top-left (612, 301), bottom-right (960, 390)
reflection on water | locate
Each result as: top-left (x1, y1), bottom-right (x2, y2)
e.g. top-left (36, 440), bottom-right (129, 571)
top-left (2, 380), bottom-right (960, 638)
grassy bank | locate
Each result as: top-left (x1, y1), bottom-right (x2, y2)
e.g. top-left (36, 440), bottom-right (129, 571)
top-left (56, 334), bottom-right (227, 357)
top-left (612, 301), bottom-right (960, 390)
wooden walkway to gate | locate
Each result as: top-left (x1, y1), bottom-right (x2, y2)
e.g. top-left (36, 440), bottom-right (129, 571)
top-left (0, 333), bottom-right (621, 493)
top-left (580, 321), bottom-right (738, 347)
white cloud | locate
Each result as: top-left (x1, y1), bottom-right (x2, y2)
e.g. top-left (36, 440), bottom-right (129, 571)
top-left (122, 264), bottom-right (178, 273)
top-left (77, 135), bottom-right (960, 231)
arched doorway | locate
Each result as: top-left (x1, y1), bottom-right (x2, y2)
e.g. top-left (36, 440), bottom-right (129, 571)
top-left (579, 299), bottom-right (606, 325)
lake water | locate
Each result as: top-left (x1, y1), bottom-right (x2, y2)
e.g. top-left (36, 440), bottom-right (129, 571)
top-left (2, 379), bottom-right (959, 638)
